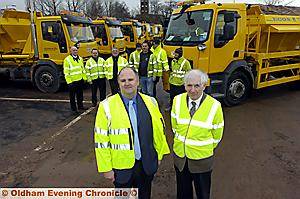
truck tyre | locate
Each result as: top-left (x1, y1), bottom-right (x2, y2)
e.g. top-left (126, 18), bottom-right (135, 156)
top-left (34, 65), bottom-right (60, 93)
top-left (223, 71), bottom-right (251, 106)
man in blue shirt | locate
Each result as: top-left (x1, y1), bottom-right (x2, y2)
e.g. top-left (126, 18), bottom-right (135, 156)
top-left (100, 67), bottom-right (169, 199)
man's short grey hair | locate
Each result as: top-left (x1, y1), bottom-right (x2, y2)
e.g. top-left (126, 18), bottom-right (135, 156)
top-left (184, 69), bottom-right (209, 85)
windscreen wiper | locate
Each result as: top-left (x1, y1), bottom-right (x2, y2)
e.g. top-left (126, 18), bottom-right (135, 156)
top-left (173, 4), bottom-right (192, 20)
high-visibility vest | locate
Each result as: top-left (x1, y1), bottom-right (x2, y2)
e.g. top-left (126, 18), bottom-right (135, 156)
top-left (130, 51), bottom-right (157, 77)
top-left (129, 50), bottom-right (141, 70)
top-left (85, 57), bottom-right (106, 82)
top-left (171, 93), bottom-right (224, 160)
top-left (169, 57), bottom-right (191, 86)
top-left (63, 55), bottom-right (87, 84)
top-left (105, 56), bottom-right (128, 80)
top-left (94, 93), bottom-right (170, 172)
top-left (151, 45), bottom-right (169, 77)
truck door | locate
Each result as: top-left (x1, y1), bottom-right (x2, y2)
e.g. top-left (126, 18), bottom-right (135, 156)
top-left (39, 21), bottom-right (68, 63)
top-left (91, 24), bottom-right (110, 55)
top-left (209, 9), bottom-right (244, 74)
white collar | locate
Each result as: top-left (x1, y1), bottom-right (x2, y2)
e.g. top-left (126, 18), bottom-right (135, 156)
top-left (188, 93), bottom-right (203, 110)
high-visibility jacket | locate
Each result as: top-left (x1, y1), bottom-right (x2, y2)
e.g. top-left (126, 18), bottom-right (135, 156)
top-left (105, 56), bottom-right (128, 80)
top-left (129, 50), bottom-right (141, 70)
top-left (85, 57), bottom-right (106, 82)
top-left (151, 45), bottom-right (169, 77)
top-left (130, 51), bottom-right (157, 77)
top-left (169, 57), bottom-right (191, 86)
top-left (171, 93), bottom-right (224, 160)
top-left (94, 93), bottom-right (170, 172)
top-left (63, 55), bottom-right (87, 84)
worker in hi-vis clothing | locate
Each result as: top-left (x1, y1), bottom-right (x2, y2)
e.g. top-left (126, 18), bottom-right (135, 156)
top-left (85, 48), bottom-right (106, 106)
top-left (63, 46), bottom-right (87, 113)
top-left (105, 47), bottom-right (128, 94)
top-left (171, 70), bottom-right (224, 199)
top-left (151, 38), bottom-right (169, 97)
top-left (94, 67), bottom-right (170, 199)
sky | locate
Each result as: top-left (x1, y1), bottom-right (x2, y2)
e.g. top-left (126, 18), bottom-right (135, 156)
top-left (0, 0), bottom-right (299, 11)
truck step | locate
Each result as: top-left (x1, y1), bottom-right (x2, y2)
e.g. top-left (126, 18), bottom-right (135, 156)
top-left (211, 93), bottom-right (225, 98)
top-left (211, 80), bottom-right (223, 85)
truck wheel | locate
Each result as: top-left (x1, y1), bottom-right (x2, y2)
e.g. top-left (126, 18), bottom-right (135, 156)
top-left (223, 71), bottom-right (251, 106)
top-left (34, 65), bottom-right (60, 93)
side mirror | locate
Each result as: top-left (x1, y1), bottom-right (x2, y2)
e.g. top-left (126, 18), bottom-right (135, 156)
top-left (224, 24), bottom-right (235, 40)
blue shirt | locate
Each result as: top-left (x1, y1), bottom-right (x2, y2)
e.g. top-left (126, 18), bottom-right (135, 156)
top-left (122, 94), bottom-right (138, 117)
top-left (121, 94), bottom-right (141, 160)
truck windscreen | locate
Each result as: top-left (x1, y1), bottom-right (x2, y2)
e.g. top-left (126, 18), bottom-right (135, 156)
top-left (66, 23), bottom-right (94, 43)
top-left (109, 26), bottom-right (124, 39)
top-left (165, 10), bottom-right (213, 46)
top-left (136, 27), bottom-right (142, 37)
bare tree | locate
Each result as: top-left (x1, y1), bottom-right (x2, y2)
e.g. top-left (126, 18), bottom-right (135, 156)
top-left (65, 0), bottom-right (87, 12)
top-left (85, 0), bottom-right (104, 19)
top-left (131, 5), bottom-right (140, 18)
top-left (110, 1), bottom-right (131, 18)
top-left (263, 0), bottom-right (295, 5)
top-left (25, 0), bottom-right (63, 15)
top-left (150, 0), bottom-right (160, 15)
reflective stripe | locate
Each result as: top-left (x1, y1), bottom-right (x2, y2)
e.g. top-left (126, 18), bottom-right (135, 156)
top-left (172, 74), bottom-right (185, 78)
top-left (206, 101), bottom-right (219, 125)
top-left (110, 128), bottom-right (129, 135)
top-left (179, 59), bottom-right (186, 71)
top-left (111, 143), bottom-right (130, 150)
top-left (95, 127), bottom-right (108, 136)
top-left (153, 69), bottom-right (163, 72)
top-left (69, 71), bottom-right (82, 76)
top-left (173, 70), bottom-right (186, 74)
top-left (174, 132), bottom-right (216, 147)
top-left (171, 111), bottom-right (177, 119)
top-left (69, 65), bottom-right (83, 70)
top-left (103, 100), bottom-right (111, 122)
top-left (212, 121), bottom-right (224, 129)
top-left (90, 72), bottom-right (106, 76)
top-left (173, 96), bottom-right (220, 129)
top-left (106, 72), bottom-right (113, 76)
top-left (95, 142), bottom-right (110, 149)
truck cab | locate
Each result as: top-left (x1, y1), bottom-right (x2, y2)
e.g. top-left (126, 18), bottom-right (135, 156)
top-left (0, 10), bottom-right (97, 93)
top-left (121, 20), bottom-right (145, 54)
top-left (92, 17), bottom-right (127, 59)
top-left (164, 2), bottom-right (300, 106)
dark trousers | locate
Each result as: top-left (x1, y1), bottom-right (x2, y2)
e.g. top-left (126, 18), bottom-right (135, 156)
top-left (153, 77), bottom-right (160, 98)
top-left (114, 161), bottom-right (154, 199)
top-left (68, 79), bottom-right (84, 111)
top-left (175, 162), bottom-right (212, 199)
top-left (109, 79), bottom-right (119, 95)
top-left (91, 78), bottom-right (106, 105)
top-left (170, 84), bottom-right (185, 107)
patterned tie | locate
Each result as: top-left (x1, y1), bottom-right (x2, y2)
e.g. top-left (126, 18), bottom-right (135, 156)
top-left (128, 100), bottom-right (141, 160)
top-left (190, 101), bottom-right (197, 117)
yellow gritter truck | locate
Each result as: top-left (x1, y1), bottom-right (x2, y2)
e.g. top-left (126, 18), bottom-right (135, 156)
top-left (164, 2), bottom-right (300, 105)
top-left (92, 17), bottom-right (127, 59)
top-left (0, 9), bottom-right (97, 93)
